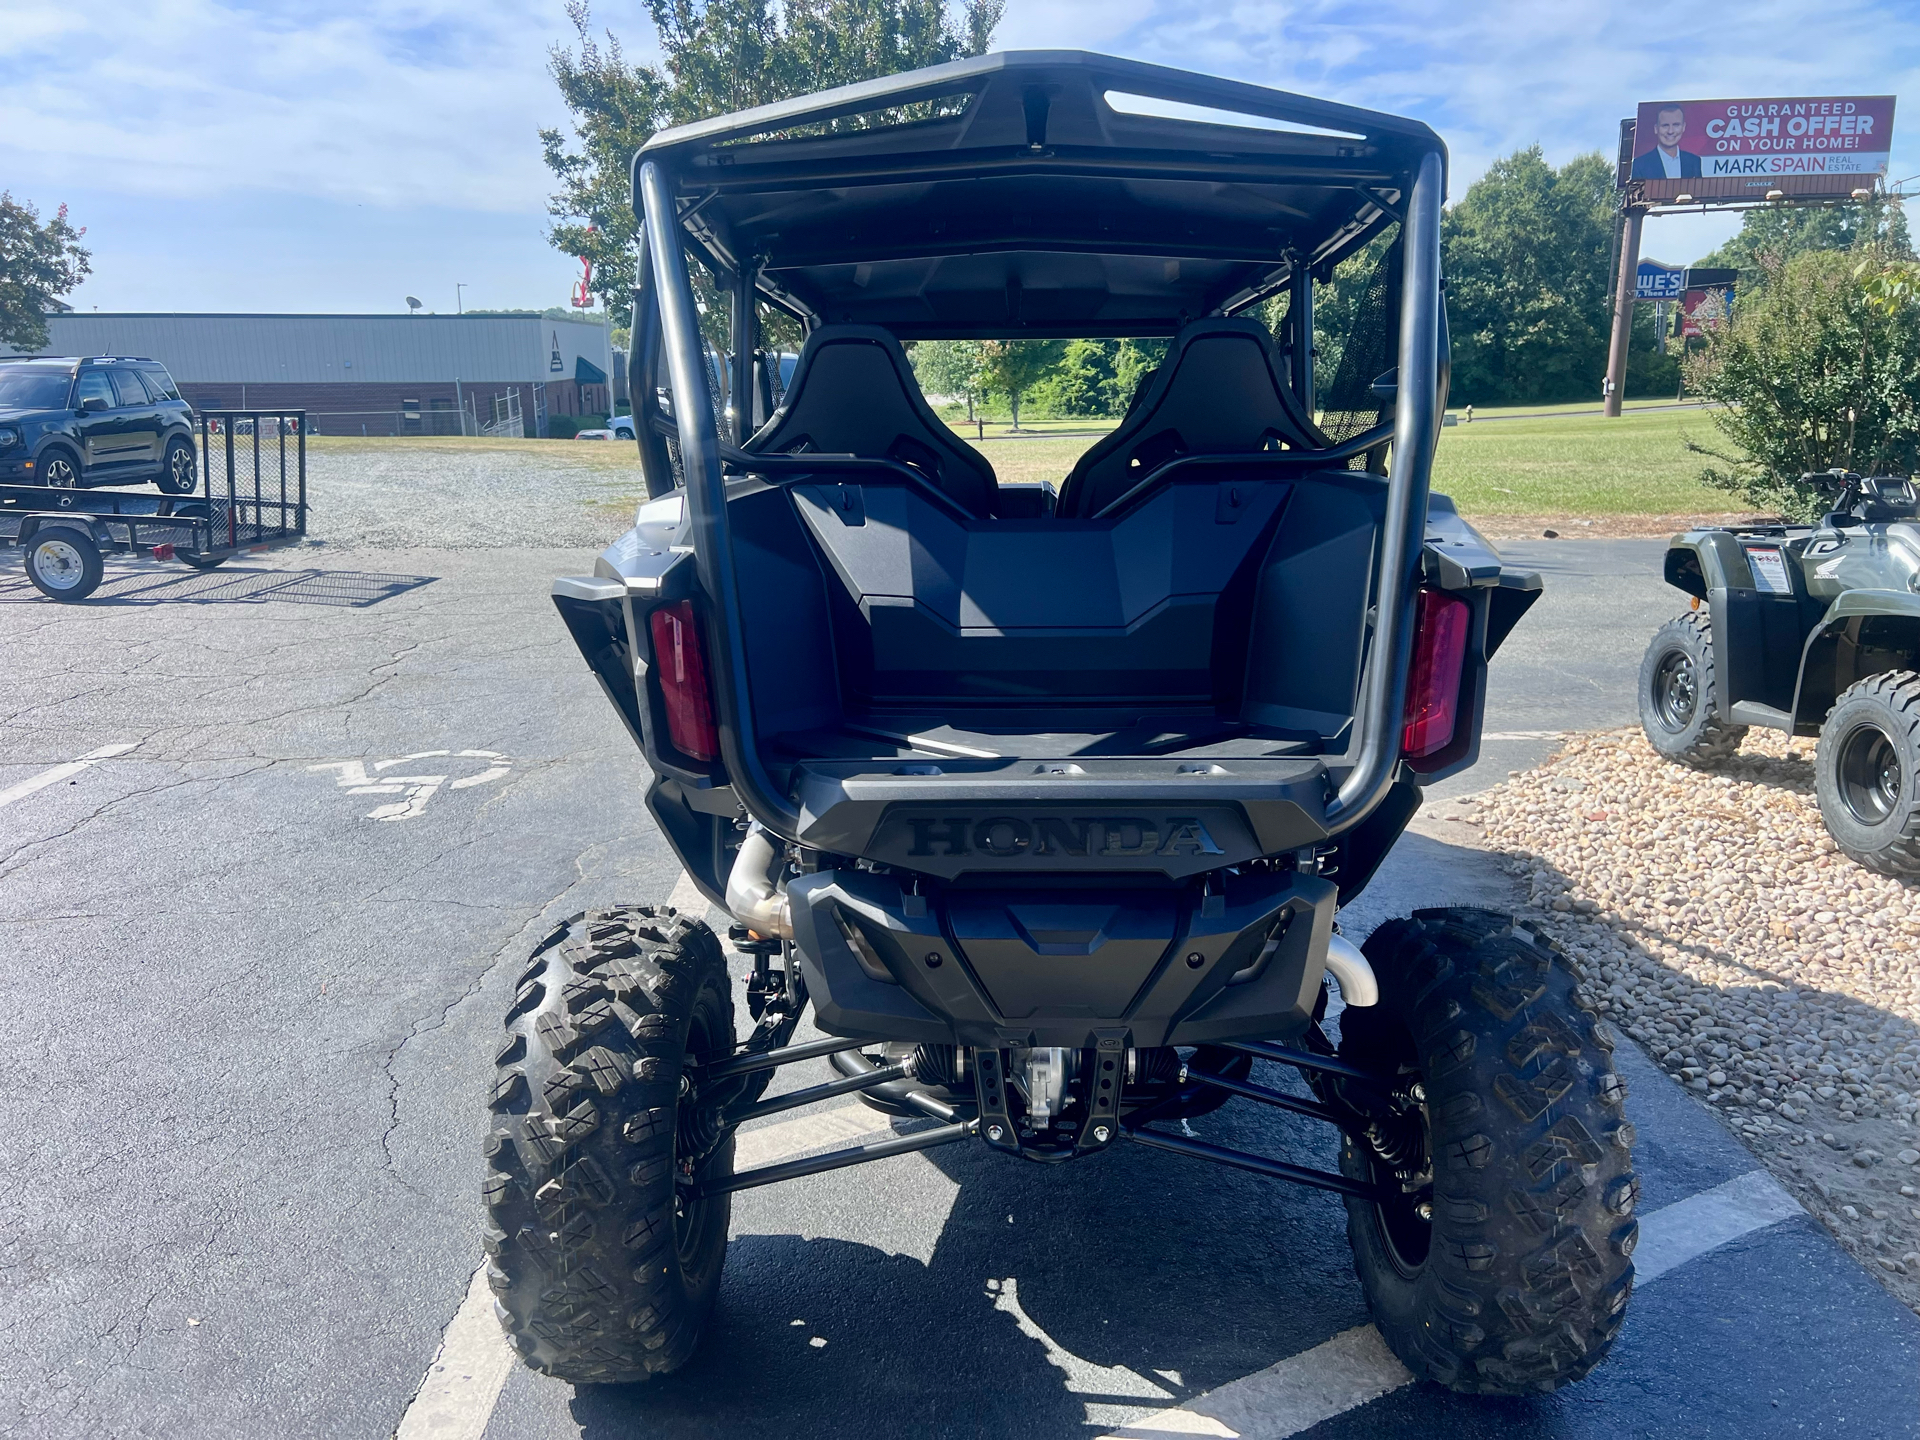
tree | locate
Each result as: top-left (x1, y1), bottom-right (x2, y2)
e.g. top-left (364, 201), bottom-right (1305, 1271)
top-left (1682, 247), bottom-right (1920, 518)
top-left (0, 194), bottom-right (90, 352)
top-left (910, 339), bottom-right (986, 419)
top-left (1695, 197), bottom-right (1912, 288)
top-left (1442, 147), bottom-right (1616, 406)
top-left (976, 339), bottom-right (1062, 429)
top-left (542, 0), bottom-right (1004, 312)
top-left (1028, 338), bottom-right (1114, 417)
top-left (1108, 338), bottom-right (1165, 413)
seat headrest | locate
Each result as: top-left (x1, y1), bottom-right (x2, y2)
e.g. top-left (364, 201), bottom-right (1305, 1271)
top-left (746, 324), bottom-right (998, 517)
top-left (1056, 318), bottom-right (1323, 518)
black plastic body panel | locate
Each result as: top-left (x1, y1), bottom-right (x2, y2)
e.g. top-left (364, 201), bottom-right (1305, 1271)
top-left (789, 866), bottom-right (1335, 1049)
top-left (557, 477), bottom-right (1539, 905)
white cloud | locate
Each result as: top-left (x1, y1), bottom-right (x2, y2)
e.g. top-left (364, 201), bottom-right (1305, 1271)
top-left (1000, 0), bottom-right (1920, 226)
top-left (0, 0), bottom-right (580, 212)
top-left (3, 0), bottom-right (1914, 306)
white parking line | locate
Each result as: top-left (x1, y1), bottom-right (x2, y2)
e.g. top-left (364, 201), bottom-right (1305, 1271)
top-left (393, 1267), bottom-right (519, 1440)
top-left (1101, 1168), bottom-right (1806, 1439)
top-left (1631, 1166), bottom-right (1804, 1283)
top-left (0, 743), bottom-right (139, 810)
top-left (665, 869), bottom-right (709, 914)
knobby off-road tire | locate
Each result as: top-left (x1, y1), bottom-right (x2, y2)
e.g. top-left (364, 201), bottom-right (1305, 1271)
top-left (1338, 908), bottom-right (1637, 1395)
top-left (485, 905), bottom-right (736, 1383)
top-left (1639, 612), bottom-right (1747, 766)
top-left (1816, 671), bottom-right (1920, 877)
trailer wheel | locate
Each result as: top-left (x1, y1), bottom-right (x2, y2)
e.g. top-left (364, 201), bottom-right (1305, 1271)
top-left (1638, 612), bottom-right (1746, 766)
top-left (1816, 671), bottom-right (1920, 876)
top-left (485, 905), bottom-right (736, 1384)
top-left (25, 528), bottom-right (105, 601)
top-left (167, 501), bottom-right (225, 570)
top-left (1337, 908), bottom-right (1634, 1395)
top-left (157, 438), bottom-right (197, 495)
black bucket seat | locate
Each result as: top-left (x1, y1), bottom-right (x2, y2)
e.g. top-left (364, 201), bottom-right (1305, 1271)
top-left (1055, 318), bottom-right (1324, 519)
top-left (744, 324), bottom-right (999, 519)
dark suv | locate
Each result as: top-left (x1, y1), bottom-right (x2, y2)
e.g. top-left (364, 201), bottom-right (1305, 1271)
top-left (0, 356), bottom-right (198, 494)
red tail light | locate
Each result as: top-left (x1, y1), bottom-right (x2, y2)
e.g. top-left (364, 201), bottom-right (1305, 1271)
top-left (1402, 588), bottom-right (1471, 759)
top-left (648, 600), bottom-right (720, 762)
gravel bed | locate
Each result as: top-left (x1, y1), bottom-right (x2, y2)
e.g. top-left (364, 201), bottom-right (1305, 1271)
top-left (297, 445), bottom-right (647, 550)
top-left (1449, 728), bottom-right (1920, 1312)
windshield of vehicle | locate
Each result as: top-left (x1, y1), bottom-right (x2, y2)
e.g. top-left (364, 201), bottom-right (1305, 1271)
top-left (0, 366), bottom-right (73, 410)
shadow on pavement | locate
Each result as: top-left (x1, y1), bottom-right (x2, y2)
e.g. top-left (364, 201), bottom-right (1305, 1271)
top-left (565, 1086), bottom-right (1370, 1440)
top-left (0, 556), bottom-right (437, 607)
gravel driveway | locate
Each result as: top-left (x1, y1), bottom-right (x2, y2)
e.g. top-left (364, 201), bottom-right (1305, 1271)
top-left (1457, 728), bottom-right (1920, 1314)
top-left (297, 441), bottom-right (648, 550)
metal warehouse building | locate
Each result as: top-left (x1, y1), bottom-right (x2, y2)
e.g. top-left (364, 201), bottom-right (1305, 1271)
top-left (1, 312), bottom-right (620, 437)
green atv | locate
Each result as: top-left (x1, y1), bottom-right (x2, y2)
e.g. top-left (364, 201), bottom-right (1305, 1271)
top-left (1639, 470), bottom-right (1920, 875)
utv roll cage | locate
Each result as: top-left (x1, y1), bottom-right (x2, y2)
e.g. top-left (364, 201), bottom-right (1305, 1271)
top-left (612, 49), bottom-right (1456, 857)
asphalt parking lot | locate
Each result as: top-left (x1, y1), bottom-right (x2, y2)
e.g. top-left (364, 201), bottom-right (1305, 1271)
top-left (2, 519), bottom-right (1917, 1440)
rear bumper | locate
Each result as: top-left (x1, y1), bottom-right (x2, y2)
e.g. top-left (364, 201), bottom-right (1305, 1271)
top-left (789, 865), bottom-right (1336, 1050)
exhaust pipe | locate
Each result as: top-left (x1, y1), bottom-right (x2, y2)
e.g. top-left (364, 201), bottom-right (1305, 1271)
top-left (725, 821), bottom-right (791, 940)
top-left (1324, 934), bottom-right (1378, 1007)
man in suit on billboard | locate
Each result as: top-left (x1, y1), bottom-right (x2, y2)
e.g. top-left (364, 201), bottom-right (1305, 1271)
top-left (1632, 105), bottom-right (1703, 179)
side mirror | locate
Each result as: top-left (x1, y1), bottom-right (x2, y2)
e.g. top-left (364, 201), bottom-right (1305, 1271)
top-left (79, 396), bottom-right (109, 414)
top-left (1369, 369), bottom-right (1398, 404)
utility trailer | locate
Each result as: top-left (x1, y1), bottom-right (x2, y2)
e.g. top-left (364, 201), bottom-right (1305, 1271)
top-left (3, 411), bottom-right (308, 601)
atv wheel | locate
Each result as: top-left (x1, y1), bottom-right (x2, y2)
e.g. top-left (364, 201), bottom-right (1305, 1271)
top-left (1815, 671), bottom-right (1920, 877)
top-left (485, 905), bottom-right (736, 1383)
top-left (1639, 612), bottom-right (1746, 766)
top-left (1337, 908), bottom-right (1635, 1395)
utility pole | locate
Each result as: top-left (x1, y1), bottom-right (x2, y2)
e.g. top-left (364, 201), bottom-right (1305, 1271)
top-left (1602, 205), bottom-right (1644, 418)
top-left (456, 283), bottom-right (467, 315)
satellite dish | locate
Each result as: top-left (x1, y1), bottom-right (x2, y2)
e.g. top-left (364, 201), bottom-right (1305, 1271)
top-left (405, 296), bottom-right (422, 314)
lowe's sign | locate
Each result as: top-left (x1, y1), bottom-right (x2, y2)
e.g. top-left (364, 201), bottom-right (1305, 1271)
top-left (1636, 260), bottom-right (1686, 301)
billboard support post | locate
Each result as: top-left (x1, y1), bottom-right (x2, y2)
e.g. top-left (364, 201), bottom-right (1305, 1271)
top-left (1604, 206), bottom-right (1644, 418)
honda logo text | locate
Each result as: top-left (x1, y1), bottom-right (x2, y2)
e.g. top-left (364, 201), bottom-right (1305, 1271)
top-left (903, 816), bottom-right (1223, 859)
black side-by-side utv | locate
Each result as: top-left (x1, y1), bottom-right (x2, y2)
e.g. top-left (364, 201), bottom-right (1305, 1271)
top-left (490, 51), bottom-right (1637, 1396)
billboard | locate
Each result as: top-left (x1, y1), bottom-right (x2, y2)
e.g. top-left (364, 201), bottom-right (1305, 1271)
top-left (1625, 96), bottom-right (1896, 202)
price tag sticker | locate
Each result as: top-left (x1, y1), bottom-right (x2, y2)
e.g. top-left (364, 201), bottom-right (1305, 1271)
top-left (1746, 547), bottom-right (1793, 595)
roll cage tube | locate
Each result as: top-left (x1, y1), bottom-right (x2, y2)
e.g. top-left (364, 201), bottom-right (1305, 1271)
top-left (639, 147), bottom-right (1445, 844)
top-left (639, 159), bottom-right (805, 838)
top-left (1323, 148), bottom-right (1446, 834)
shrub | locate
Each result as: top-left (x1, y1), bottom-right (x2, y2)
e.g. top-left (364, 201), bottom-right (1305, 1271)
top-left (1683, 249), bottom-right (1920, 518)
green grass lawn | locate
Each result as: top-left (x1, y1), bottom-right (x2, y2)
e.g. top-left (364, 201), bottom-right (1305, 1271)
top-left (1432, 405), bottom-right (1732, 516)
top-left (303, 403), bottom-right (1747, 520)
top-left (957, 404), bottom-right (1738, 516)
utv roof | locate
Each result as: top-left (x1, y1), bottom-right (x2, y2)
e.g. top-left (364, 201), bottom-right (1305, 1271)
top-left (635, 50), bottom-right (1446, 338)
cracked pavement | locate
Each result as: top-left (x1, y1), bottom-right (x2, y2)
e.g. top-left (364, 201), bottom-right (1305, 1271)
top-left (0, 545), bottom-right (682, 1438)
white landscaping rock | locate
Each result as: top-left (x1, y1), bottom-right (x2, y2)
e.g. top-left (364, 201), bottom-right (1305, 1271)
top-left (1471, 726), bottom-right (1920, 1314)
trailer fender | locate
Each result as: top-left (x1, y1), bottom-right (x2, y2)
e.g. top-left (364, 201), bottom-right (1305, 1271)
top-left (18, 513), bottom-right (113, 549)
top-left (1792, 589), bottom-right (1920, 727)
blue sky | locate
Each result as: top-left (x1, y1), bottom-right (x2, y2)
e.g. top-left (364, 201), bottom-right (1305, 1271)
top-left (3, 0), bottom-right (1916, 315)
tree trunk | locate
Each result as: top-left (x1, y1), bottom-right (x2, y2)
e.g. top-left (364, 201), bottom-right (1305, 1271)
top-left (1009, 391), bottom-right (1022, 432)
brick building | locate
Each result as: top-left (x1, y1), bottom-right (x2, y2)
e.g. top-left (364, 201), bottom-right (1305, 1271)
top-left (2, 312), bottom-right (619, 436)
